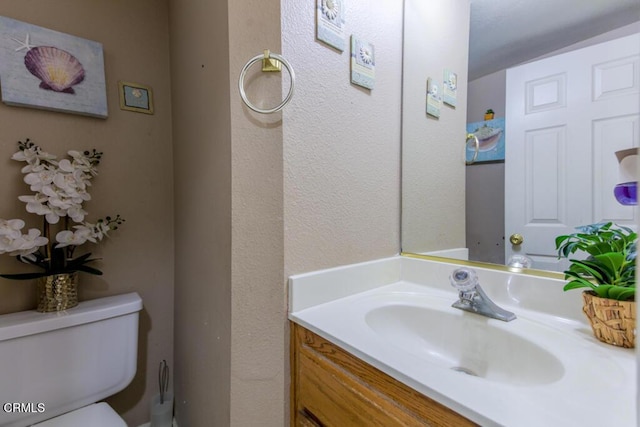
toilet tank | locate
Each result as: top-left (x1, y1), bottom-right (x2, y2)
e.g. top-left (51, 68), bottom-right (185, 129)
top-left (0, 293), bottom-right (142, 427)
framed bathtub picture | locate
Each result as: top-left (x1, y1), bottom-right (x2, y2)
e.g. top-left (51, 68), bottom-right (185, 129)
top-left (118, 81), bottom-right (154, 115)
top-left (0, 16), bottom-right (108, 118)
top-left (466, 117), bottom-right (506, 163)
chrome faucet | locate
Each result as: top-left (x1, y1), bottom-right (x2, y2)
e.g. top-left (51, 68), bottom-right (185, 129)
top-left (449, 267), bottom-right (516, 322)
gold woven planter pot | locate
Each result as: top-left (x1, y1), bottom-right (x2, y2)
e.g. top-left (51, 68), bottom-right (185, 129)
top-left (36, 272), bottom-right (79, 312)
top-left (582, 291), bottom-right (636, 348)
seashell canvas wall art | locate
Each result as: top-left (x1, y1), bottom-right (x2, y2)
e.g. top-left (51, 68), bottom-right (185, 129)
top-left (0, 16), bottom-right (107, 118)
top-left (24, 46), bottom-right (86, 93)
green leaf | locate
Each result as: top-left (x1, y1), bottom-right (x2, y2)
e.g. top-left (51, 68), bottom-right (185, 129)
top-left (593, 285), bottom-right (614, 298)
top-left (616, 288), bottom-right (635, 301)
top-left (620, 266), bottom-right (636, 286)
top-left (20, 257), bottom-right (48, 270)
top-left (65, 253), bottom-right (102, 272)
top-left (71, 252), bottom-right (93, 263)
top-left (563, 275), bottom-right (596, 291)
top-left (0, 272), bottom-right (49, 280)
top-left (594, 252), bottom-right (625, 272)
top-left (566, 259), bottom-right (608, 283)
top-left (607, 286), bottom-right (635, 300)
top-left (575, 253), bottom-right (626, 284)
top-left (74, 265), bottom-right (103, 275)
top-left (585, 241), bottom-right (617, 256)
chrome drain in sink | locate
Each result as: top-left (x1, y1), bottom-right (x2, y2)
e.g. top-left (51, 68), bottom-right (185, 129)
top-left (451, 366), bottom-right (478, 377)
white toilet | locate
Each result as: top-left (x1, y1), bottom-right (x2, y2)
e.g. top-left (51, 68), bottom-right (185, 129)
top-left (0, 292), bottom-right (143, 427)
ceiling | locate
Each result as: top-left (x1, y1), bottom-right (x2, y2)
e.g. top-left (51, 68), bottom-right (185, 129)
top-left (469, 0), bottom-right (640, 81)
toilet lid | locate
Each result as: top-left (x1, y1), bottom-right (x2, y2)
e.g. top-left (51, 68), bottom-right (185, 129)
top-left (32, 403), bottom-right (127, 427)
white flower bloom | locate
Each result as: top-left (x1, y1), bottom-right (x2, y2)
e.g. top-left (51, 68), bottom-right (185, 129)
top-left (41, 184), bottom-right (63, 200)
top-left (12, 146), bottom-right (57, 174)
top-left (11, 147), bottom-right (39, 164)
top-left (54, 219), bottom-right (116, 249)
top-left (24, 168), bottom-right (56, 192)
top-left (55, 226), bottom-right (93, 248)
top-left (0, 224), bottom-right (47, 256)
top-left (53, 172), bottom-right (79, 194)
top-left (90, 221), bottom-right (111, 241)
top-left (20, 163), bottom-right (45, 174)
top-left (58, 158), bottom-right (77, 173)
top-left (68, 150), bottom-right (98, 176)
top-left (6, 142), bottom-right (122, 270)
top-left (66, 206), bottom-right (87, 223)
top-left (19, 192), bottom-right (65, 224)
top-left (19, 228), bottom-right (48, 255)
top-left (53, 230), bottom-right (74, 247)
top-left (0, 219), bottom-right (26, 237)
top-left (19, 194), bottom-right (54, 216)
top-left (45, 211), bottom-right (61, 224)
top-left (0, 234), bottom-right (20, 254)
top-left (12, 143), bottom-right (104, 227)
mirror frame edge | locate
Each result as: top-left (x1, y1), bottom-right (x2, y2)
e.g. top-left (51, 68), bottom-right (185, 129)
top-left (400, 252), bottom-right (566, 280)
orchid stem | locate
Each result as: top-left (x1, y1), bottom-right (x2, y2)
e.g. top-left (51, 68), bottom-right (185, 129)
top-left (64, 216), bottom-right (71, 263)
top-left (43, 218), bottom-right (51, 260)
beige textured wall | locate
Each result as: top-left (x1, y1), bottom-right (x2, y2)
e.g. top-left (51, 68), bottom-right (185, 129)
top-left (169, 0), bottom-right (232, 425)
top-left (0, 1), bottom-right (174, 426)
top-left (170, 0), bottom-right (285, 425)
top-left (282, 0), bottom-right (403, 276)
top-left (172, 0), bottom-right (400, 424)
top-left (228, 0), bottom-right (286, 424)
top-left (401, 0), bottom-right (471, 254)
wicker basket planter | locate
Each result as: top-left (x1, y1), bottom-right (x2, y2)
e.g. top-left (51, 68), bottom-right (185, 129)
top-left (582, 291), bottom-right (636, 348)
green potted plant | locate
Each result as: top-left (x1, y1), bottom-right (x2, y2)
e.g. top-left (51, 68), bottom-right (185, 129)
top-left (556, 222), bottom-right (636, 348)
top-left (484, 109), bottom-right (494, 120)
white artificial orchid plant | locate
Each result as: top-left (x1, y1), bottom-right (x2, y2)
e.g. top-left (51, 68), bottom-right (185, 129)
top-left (0, 139), bottom-right (124, 280)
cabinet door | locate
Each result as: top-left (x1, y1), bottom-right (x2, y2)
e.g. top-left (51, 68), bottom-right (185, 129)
top-left (296, 408), bottom-right (322, 427)
top-left (291, 324), bottom-right (477, 427)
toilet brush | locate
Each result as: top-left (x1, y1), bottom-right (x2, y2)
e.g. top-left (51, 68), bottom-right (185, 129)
top-left (159, 360), bottom-right (169, 404)
top-left (151, 360), bottom-right (173, 427)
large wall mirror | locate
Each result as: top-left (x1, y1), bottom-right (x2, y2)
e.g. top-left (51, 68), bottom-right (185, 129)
top-left (401, 0), bottom-right (640, 273)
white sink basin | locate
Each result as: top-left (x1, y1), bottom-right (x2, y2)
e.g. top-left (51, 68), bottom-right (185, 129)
top-left (365, 303), bottom-right (565, 386)
top-left (288, 256), bottom-right (636, 427)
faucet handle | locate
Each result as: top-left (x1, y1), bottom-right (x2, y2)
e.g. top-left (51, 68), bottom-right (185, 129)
top-left (507, 254), bottom-right (532, 269)
top-left (450, 267), bottom-right (479, 292)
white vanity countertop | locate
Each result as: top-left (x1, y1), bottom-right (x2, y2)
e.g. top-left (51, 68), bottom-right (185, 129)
top-left (288, 256), bottom-right (637, 427)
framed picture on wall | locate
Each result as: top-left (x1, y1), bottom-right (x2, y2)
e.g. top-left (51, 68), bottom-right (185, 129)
top-left (426, 77), bottom-right (441, 118)
top-left (350, 36), bottom-right (375, 90)
top-left (466, 117), bottom-right (505, 163)
top-left (316, 0), bottom-right (346, 51)
top-left (118, 81), bottom-right (154, 115)
top-left (0, 16), bottom-right (108, 118)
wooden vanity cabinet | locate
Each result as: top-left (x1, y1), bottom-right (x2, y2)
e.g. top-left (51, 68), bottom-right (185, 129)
top-left (290, 323), bottom-right (477, 427)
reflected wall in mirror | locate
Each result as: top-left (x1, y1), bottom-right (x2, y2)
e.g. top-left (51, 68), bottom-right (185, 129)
top-left (401, 0), bottom-right (470, 257)
top-left (402, 0), bottom-right (640, 273)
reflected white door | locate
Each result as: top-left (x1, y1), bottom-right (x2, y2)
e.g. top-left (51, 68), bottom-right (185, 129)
top-left (505, 34), bottom-right (639, 271)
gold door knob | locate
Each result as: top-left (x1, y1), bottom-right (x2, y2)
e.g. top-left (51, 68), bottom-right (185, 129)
top-left (510, 234), bottom-right (524, 246)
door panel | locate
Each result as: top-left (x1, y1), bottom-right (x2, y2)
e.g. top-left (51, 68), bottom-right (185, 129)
top-left (506, 34), bottom-right (639, 271)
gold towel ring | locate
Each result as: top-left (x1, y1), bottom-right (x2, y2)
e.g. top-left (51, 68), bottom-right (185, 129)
top-left (238, 51), bottom-right (295, 114)
top-left (465, 133), bottom-right (479, 165)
